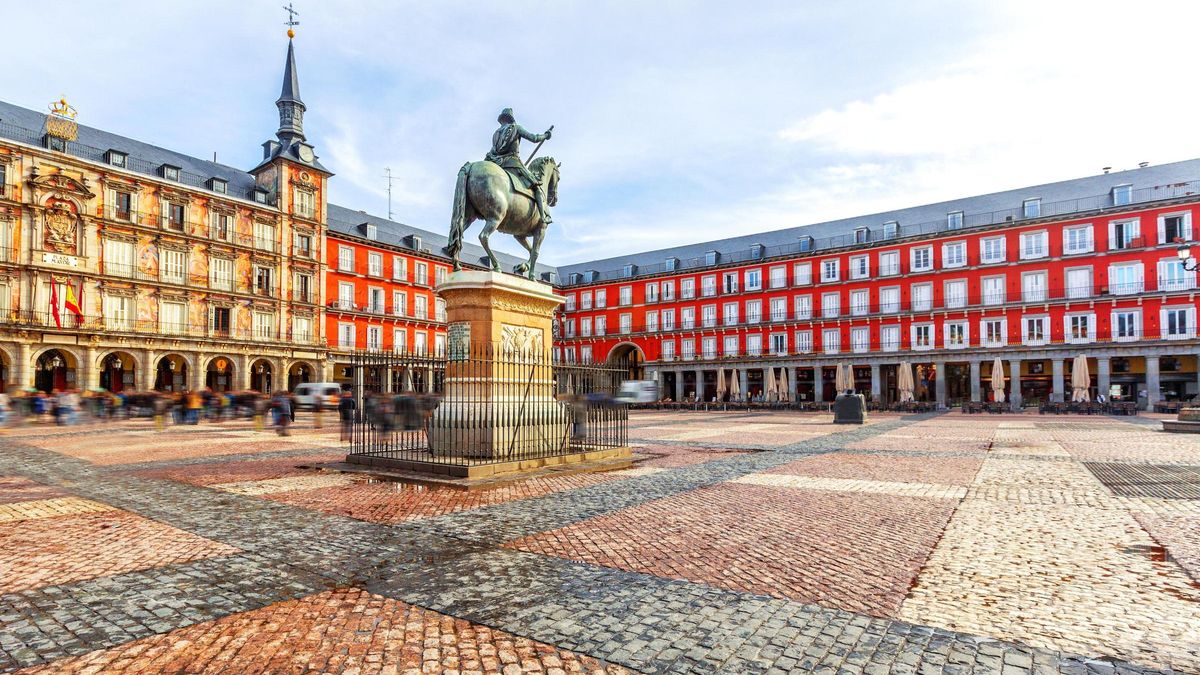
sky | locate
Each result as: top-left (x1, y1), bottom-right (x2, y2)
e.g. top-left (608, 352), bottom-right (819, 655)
top-left (2, 1), bottom-right (1199, 266)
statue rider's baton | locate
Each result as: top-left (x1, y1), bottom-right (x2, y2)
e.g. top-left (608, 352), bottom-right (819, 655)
top-left (525, 125), bottom-right (554, 164)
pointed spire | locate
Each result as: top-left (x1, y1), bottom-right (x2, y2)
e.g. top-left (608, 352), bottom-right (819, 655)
top-left (275, 37), bottom-right (306, 145)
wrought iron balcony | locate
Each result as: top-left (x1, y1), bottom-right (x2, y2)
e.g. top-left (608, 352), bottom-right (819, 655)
top-left (0, 310), bottom-right (321, 345)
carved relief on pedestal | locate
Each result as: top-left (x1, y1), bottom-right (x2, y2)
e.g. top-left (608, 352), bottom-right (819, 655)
top-left (500, 324), bottom-right (544, 357)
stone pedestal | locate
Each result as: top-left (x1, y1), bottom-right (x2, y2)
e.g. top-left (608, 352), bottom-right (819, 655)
top-left (428, 271), bottom-right (568, 459)
top-left (833, 393), bottom-right (866, 424)
top-left (1164, 406), bottom-right (1200, 433)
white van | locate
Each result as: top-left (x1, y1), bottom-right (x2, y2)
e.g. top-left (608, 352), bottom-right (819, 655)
top-left (293, 382), bottom-right (343, 410)
top-left (614, 380), bottom-right (659, 404)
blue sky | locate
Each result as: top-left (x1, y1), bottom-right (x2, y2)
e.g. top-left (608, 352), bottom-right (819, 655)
top-left (3, 1), bottom-right (1198, 264)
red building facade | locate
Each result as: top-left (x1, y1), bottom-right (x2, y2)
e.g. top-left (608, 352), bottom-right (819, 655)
top-left (554, 164), bottom-right (1200, 409)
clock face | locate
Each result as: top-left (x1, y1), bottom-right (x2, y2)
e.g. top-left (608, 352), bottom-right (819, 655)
top-left (298, 145), bottom-right (314, 162)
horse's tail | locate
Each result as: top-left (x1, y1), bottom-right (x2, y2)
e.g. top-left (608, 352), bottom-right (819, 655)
top-left (447, 162), bottom-right (471, 266)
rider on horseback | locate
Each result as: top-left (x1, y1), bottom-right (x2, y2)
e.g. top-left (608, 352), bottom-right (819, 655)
top-left (485, 108), bottom-right (554, 224)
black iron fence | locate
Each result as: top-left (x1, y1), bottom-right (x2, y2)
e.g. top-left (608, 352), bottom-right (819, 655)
top-left (346, 347), bottom-right (628, 470)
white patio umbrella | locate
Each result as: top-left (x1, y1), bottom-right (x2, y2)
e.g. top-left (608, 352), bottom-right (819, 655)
top-left (897, 362), bottom-right (915, 403)
top-left (991, 357), bottom-right (1006, 404)
top-left (765, 366), bottom-right (777, 402)
top-left (1072, 355), bottom-right (1091, 402)
top-left (779, 368), bottom-right (790, 402)
top-left (843, 363), bottom-right (856, 394)
top-left (729, 368), bottom-right (741, 400)
top-left (402, 367), bottom-right (414, 393)
top-left (833, 363), bottom-right (847, 393)
top-left (716, 368), bottom-right (726, 401)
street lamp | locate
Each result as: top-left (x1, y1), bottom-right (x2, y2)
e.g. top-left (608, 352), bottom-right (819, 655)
top-left (1177, 242), bottom-right (1199, 272)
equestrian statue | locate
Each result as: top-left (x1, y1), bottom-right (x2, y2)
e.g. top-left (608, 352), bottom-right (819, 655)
top-left (446, 108), bottom-right (560, 280)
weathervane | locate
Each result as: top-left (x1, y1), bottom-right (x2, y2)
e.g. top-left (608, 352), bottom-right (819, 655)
top-left (283, 2), bottom-right (300, 38)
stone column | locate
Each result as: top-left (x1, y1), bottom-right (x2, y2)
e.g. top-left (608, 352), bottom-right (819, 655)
top-left (1051, 358), bottom-right (1065, 402)
top-left (17, 341), bottom-right (32, 389)
top-left (83, 345), bottom-right (97, 391)
top-left (1146, 356), bottom-right (1161, 406)
top-left (934, 360), bottom-right (947, 408)
top-left (739, 369), bottom-right (749, 401)
top-left (192, 354), bottom-right (205, 391)
top-left (790, 366), bottom-right (800, 402)
top-left (812, 365), bottom-right (825, 403)
top-left (238, 354), bottom-right (252, 391)
top-left (694, 368), bottom-right (703, 401)
top-left (969, 360), bottom-right (981, 402)
top-left (674, 369), bottom-right (684, 402)
top-left (1010, 359), bottom-right (1023, 411)
top-left (869, 363), bottom-right (881, 402)
top-left (1097, 357), bottom-right (1111, 399)
top-left (143, 348), bottom-right (157, 391)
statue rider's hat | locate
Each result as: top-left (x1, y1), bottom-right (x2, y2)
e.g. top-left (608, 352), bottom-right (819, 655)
top-left (497, 108), bottom-right (515, 124)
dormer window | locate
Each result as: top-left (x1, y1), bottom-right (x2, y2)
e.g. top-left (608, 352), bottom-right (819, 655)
top-left (665, 257), bottom-right (678, 272)
top-left (106, 150), bottom-right (128, 168)
top-left (569, 272), bottom-right (582, 285)
top-left (1112, 184), bottom-right (1133, 206)
top-left (586, 270), bottom-right (598, 283)
top-left (1023, 198), bottom-right (1041, 219)
top-left (408, 234), bottom-right (421, 250)
top-left (252, 187), bottom-right (269, 204)
top-left (798, 236), bottom-right (814, 252)
top-left (365, 224), bottom-right (377, 241)
top-left (751, 243), bottom-right (765, 259)
top-left (705, 250), bottom-right (719, 266)
top-left (623, 263), bottom-right (637, 277)
top-left (207, 178), bottom-right (227, 194)
top-left (160, 165), bottom-right (180, 181)
top-left (853, 228), bottom-right (869, 244)
top-left (883, 221), bottom-right (899, 238)
top-left (43, 135), bottom-right (66, 152)
top-left (947, 211), bottom-right (964, 229)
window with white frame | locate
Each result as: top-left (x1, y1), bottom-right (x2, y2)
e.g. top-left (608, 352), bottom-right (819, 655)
top-left (104, 238), bottom-right (134, 277)
top-left (581, 317), bottom-right (592, 337)
top-left (367, 287), bottom-right (384, 313)
top-left (337, 281), bottom-right (354, 310)
top-left (1158, 258), bottom-right (1195, 292)
top-left (580, 345), bottom-right (592, 362)
top-left (879, 286), bottom-right (900, 313)
top-left (661, 340), bottom-right (675, 361)
top-left (980, 236), bottom-right (1006, 263)
top-left (1064, 225), bottom-right (1094, 254)
top-left (1113, 310), bottom-right (1139, 341)
top-left (645, 310), bottom-right (658, 332)
top-left (770, 333), bottom-right (787, 356)
top-left (821, 292), bottom-right (840, 318)
top-left (1112, 184), bottom-right (1132, 206)
top-left (1065, 267), bottom-right (1093, 299)
top-left (722, 272), bottom-right (739, 294)
top-left (883, 220), bottom-right (899, 238)
top-left (942, 241), bottom-right (966, 268)
top-left (1021, 271), bottom-right (1047, 302)
top-left (880, 325), bottom-right (900, 351)
top-left (1023, 198), bottom-right (1041, 218)
top-left (769, 266), bottom-right (787, 288)
top-left (564, 319), bottom-right (575, 338)
top-left (982, 276), bottom-right (1006, 305)
top-left (619, 286), bottom-right (632, 306)
top-left (596, 289), bottom-right (607, 308)
top-left (337, 323), bottom-right (355, 348)
top-left (564, 294), bottom-right (576, 311)
top-left (795, 330), bottom-right (813, 353)
top-left (701, 275), bottom-right (716, 297)
top-left (1162, 306), bottom-right (1196, 339)
top-left (911, 283), bottom-right (932, 311)
top-left (947, 210), bottom-right (964, 229)
top-left (702, 305), bottom-right (716, 327)
top-left (414, 332), bottom-right (428, 355)
top-left (662, 280), bottom-right (675, 301)
top-left (160, 248), bottom-right (185, 284)
top-left (745, 268), bottom-right (762, 290)
top-left (878, 250), bottom-right (900, 276)
top-left (435, 267), bottom-right (447, 286)
top-left (849, 255), bottom-right (869, 279)
top-left (294, 189), bottom-right (315, 219)
top-left (822, 328), bottom-right (840, 354)
top-left (850, 289), bottom-right (869, 316)
top-left (793, 263), bottom-right (812, 285)
top-left (702, 337), bottom-right (717, 359)
top-left (434, 297), bottom-right (446, 322)
top-left (365, 325), bottom-right (382, 351)
top-left (821, 259), bottom-right (839, 282)
top-left (392, 256), bottom-right (406, 280)
top-left (561, 346), bottom-right (574, 363)
top-left (1159, 213), bottom-right (1192, 244)
top-left (1109, 219), bottom-right (1140, 250)
top-left (1108, 262), bottom-right (1143, 295)
top-left (645, 282), bottom-right (659, 303)
top-left (619, 313), bottom-right (632, 334)
top-left (911, 323), bottom-right (933, 350)
top-left (723, 302), bottom-right (739, 325)
top-left (1019, 231), bottom-right (1048, 259)
top-left (681, 307), bottom-right (695, 329)
top-left (210, 257), bottom-right (233, 291)
top-left (595, 316), bottom-right (606, 336)
top-left (414, 262), bottom-right (428, 285)
top-left (161, 301), bottom-right (185, 334)
top-left (681, 278), bottom-right (695, 299)
top-left (414, 295), bottom-right (428, 319)
top-left (1065, 313), bottom-right (1095, 343)
top-left (392, 290), bottom-right (406, 316)
top-left (745, 299), bottom-right (762, 324)
top-left (746, 334), bottom-right (762, 356)
top-left (338, 246), bottom-right (354, 272)
top-left (662, 308), bottom-right (675, 331)
top-left (794, 295), bottom-right (812, 320)
top-left (1023, 316), bottom-right (1048, 345)
top-left (944, 321), bottom-right (968, 348)
top-left (292, 316), bottom-right (312, 342)
top-left (769, 297), bottom-right (786, 322)
top-left (367, 252), bottom-right (383, 277)
top-left (982, 318), bottom-right (1006, 347)
top-left (253, 221), bottom-right (276, 252)
top-left (850, 327), bottom-right (869, 353)
top-left (944, 280), bottom-right (967, 309)
top-left (682, 339), bottom-right (696, 360)
top-left (910, 246), bottom-right (932, 272)
top-left (723, 335), bottom-right (739, 357)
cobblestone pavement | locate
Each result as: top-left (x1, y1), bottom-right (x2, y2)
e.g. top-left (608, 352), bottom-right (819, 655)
top-left (0, 410), bottom-right (1197, 673)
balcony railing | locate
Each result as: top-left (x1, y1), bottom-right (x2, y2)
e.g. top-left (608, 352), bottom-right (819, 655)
top-left (0, 310), bottom-right (321, 344)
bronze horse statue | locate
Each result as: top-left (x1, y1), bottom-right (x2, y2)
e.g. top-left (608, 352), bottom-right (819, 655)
top-left (446, 156), bottom-right (560, 279)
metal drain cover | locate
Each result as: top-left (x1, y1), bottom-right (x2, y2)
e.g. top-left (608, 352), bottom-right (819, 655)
top-left (1084, 462), bottom-right (1200, 500)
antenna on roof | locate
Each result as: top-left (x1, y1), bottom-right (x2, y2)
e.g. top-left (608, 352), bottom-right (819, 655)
top-left (383, 167), bottom-right (400, 220)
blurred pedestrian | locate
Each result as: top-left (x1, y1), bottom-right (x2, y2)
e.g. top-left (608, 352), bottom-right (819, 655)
top-left (338, 390), bottom-right (356, 442)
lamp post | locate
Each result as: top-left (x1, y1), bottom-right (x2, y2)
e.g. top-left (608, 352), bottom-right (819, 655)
top-left (1177, 242), bottom-right (1200, 272)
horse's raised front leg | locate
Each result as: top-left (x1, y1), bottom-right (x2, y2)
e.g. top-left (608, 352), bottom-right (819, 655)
top-left (526, 225), bottom-right (546, 280)
top-left (478, 219), bottom-right (503, 272)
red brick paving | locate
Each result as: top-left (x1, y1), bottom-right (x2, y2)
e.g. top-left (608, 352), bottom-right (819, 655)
top-left (767, 452), bottom-right (984, 486)
top-left (266, 472), bottom-right (628, 524)
top-left (132, 453), bottom-right (343, 486)
top-left (20, 587), bottom-right (629, 674)
top-left (1133, 511), bottom-right (1200, 582)
top-left (27, 427), bottom-right (343, 466)
top-left (634, 444), bottom-right (747, 469)
top-left (507, 482), bottom-right (956, 618)
top-left (0, 476), bottom-right (68, 505)
top-left (0, 510), bottom-right (240, 594)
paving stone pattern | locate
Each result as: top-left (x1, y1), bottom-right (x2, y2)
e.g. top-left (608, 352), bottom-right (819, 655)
top-left (0, 411), bottom-right (1193, 673)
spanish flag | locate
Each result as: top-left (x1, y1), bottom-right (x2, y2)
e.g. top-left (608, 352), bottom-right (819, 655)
top-left (64, 281), bottom-right (83, 321)
top-left (49, 280), bottom-right (61, 328)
